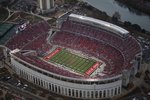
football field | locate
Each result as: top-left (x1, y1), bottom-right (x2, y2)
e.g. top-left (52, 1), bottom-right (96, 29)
top-left (48, 49), bottom-right (97, 74)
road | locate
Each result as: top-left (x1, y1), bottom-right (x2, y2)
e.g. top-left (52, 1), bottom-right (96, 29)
top-left (0, 81), bottom-right (44, 100)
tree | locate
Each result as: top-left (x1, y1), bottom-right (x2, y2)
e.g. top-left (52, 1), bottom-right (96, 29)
top-left (141, 29), bottom-right (146, 33)
top-left (64, 0), bottom-right (78, 4)
top-left (112, 11), bottom-right (121, 23)
top-left (132, 24), bottom-right (141, 31)
top-left (0, 90), bottom-right (3, 96)
top-left (124, 21), bottom-right (131, 28)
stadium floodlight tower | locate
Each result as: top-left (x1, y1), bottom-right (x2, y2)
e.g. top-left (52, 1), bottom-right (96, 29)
top-left (38, 0), bottom-right (55, 13)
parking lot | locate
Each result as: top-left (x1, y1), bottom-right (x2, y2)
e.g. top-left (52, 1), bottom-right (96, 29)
top-left (0, 67), bottom-right (46, 100)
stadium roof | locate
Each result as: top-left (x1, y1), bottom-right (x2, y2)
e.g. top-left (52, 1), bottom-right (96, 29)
top-left (69, 14), bottom-right (129, 35)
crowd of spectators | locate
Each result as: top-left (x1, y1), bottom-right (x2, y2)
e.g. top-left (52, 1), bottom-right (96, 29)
top-left (5, 21), bottom-right (50, 54)
top-left (15, 53), bottom-right (83, 78)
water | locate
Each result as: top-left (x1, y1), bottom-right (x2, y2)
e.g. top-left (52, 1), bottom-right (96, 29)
top-left (84, 0), bottom-right (150, 32)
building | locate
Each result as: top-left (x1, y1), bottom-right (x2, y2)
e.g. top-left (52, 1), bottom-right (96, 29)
top-left (1, 13), bottom-right (142, 99)
top-left (38, 0), bottom-right (55, 13)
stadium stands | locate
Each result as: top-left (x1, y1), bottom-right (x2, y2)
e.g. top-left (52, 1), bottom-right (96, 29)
top-left (6, 18), bottom-right (141, 78)
top-left (22, 33), bottom-right (52, 55)
top-left (51, 31), bottom-right (124, 76)
top-left (60, 20), bottom-right (141, 69)
top-left (5, 21), bottom-right (50, 52)
top-left (15, 53), bottom-right (83, 78)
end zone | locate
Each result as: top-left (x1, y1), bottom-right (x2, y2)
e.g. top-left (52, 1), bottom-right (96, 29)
top-left (44, 47), bottom-right (62, 60)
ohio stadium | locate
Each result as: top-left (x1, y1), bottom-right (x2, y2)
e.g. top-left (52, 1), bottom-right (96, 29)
top-left (1, 13), bottom-right (142, 99)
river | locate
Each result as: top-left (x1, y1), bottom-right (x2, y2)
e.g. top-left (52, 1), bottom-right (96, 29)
top-left (84, 0), bottom-right (150, 32)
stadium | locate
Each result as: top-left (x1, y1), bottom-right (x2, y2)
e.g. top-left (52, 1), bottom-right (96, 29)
top-left (1, 13), bottom-right (142, 99)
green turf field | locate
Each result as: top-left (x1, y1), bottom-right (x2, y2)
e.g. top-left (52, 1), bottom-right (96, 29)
top-left (49, 49), bottom-right (96, 74)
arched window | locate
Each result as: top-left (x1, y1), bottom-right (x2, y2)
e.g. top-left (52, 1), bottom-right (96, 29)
top-left (68, 89), bottom-right (71, 96)
top-left (58, 86), bottom-right (60, 93)
top-left (41, 80), bottom-right (43, 87)
top-left (33, 77), bottom-right (36, 84)
top-left (107, 90), bottom-right (110, 97)
top-left (83, 91), bottom-right (86, 98)
top-left (65, 88), bottom-right (67, 95)
top-left (95, 91), bottom-right (98, 98)
top-left (49, 83), bottom-right (51, 90)
top-left (36, 77), bottom-right (38, 84)
top-left (79, 90), bottom-right (82, 98)
top-left (62, 87), bottom-right (64, 94)
top-left (111, 89), bottom-right (113, 96)
top-left (99, 91), bottom-right (102, 98)
top-left (72, 89), bottom-right (74, 97)
top-left (91, 91), bottom-right (94, 98)
top-left (115, 88), bottom-right (117, 95)
top-left (103, 90), bottom-right (106, 97)
top-left (87, 91), bottom-right (90, 98)
top-left (76, 90), bottom-right (78, 98)
top-left (118, 87), bottom-right (121, 94)
top-left (55, 85), bottom-right (57, 92)
top-left (52, 84), bottom-right (54, 91)
top-left (38, 78), bottom-right (40, 85)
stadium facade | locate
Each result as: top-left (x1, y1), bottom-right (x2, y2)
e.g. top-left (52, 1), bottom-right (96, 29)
top-left (1, 13), bottom-right (142, 99)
